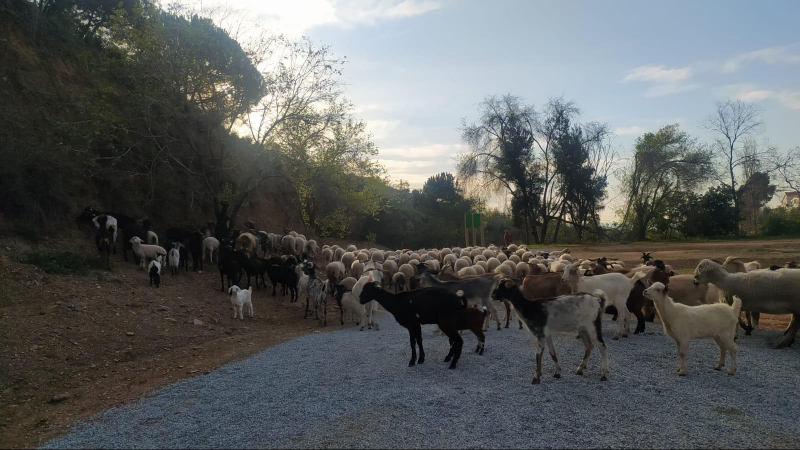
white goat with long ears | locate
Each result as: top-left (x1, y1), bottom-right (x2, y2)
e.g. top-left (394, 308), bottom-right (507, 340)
top-left (643, 281), bottom-right (740, 376)
top-left (693, 258), bottom-right (800, 349)
top-left (228, 285), bottom-right (253, 320)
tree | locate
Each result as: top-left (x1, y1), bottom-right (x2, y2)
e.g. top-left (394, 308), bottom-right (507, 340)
top-left (704, 99), bottom-right (767, 235)
top-left (553, 124), bottom-right (614, 241)
top-left (621, 125), bottom-right (713, 241)
top-left (411, 173), bottom-right (474, 248)
top-left (737, 171), bottom-right (776, 234)
top-left (458, 95), bottom-right (541, 243)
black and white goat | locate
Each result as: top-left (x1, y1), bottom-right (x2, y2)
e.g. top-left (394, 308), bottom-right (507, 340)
top-left (416, 270), bottom-right (501, 331)
top-left (301, 261), bottom-right (327, 326)
top-left (493, 279), bottom-right (611, 384)
top-left (359, 281), bottom-right (467, 369)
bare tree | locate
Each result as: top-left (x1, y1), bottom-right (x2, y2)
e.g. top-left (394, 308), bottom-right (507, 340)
top-left (704, 99), bottom-right (765, 235)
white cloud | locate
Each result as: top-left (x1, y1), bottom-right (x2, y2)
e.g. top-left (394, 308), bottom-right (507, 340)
top-left (720, 83), bottom-right (800, 111)
top-left (723, 45), bottom-right (800, 73)
top-left (776, 90), bottom-right (800, 110)
top-left (365, 119), bottom-right (402, 140)
top-left (379, 143), bottom-right (465, 160)
top-left (184, 0), bottom-right (444, 38)
top-left (623, 65), bottom-right (692, 84)
top-left (614, 126), bottom-right (646, 136)
top-left (622, 65), bottom-right (697, 98)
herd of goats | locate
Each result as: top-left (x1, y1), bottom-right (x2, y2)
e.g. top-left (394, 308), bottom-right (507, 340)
top-left (76, 207), bottom-right (800, 384)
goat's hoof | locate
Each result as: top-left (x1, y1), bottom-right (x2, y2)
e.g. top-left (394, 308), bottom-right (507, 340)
top-left (408, 361), bottom-right (415, 367)
top-left (553, 373), bottom-right (561, 379)
top-left (478, 349), bottom-right (484, 356)
top-left (532, 378), bottom-right (540, 384)
top-left (505, 324), bottom-right (509, 329)
top-left (444, 356), bottom-right (452, 362)
top-left (448, 364), bottom-right (457, 370)
top-left (714, 365), bottom-right (722, 371)
top-left (678, 371), bottom-right (687, 376)
top-left (600, 375), bottom-right (608, 382)
top-left (418, 357), bottom-right (425, 364)
top-left (576, 369), bottom-right (583, 376)
top-left (727, 371), bottom-right (735, 376)
top-left (612, 336), bottom-right (619, 341)
top-left (745, 330), bottom-right (752, 336)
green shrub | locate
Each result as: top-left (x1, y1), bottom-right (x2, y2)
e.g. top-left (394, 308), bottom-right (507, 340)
top-left (22, 249), bottom-right (95, 275)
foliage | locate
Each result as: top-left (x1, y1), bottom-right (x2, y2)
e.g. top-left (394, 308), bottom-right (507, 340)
top-left (22, 249), bottom-right (94, 275)
top-left (620, 124), bottom-right (713, 241)
top-left (762, 207), bottom-right (800, 236)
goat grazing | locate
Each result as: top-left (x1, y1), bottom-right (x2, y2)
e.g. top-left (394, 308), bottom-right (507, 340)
top-left (643, 282), bottom-right (740, 375)
top-left (493, 279), bottom-right (610, 384)
top-left (359, 281), bottom-right (467, 369)
top-left (228, 285), bottom-right (254, 320)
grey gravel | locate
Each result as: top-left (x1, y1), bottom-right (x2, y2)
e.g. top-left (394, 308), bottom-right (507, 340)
top-left (44, 313), bottom-right (800, 449)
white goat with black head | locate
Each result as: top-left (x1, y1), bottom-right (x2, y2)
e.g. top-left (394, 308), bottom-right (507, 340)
top-left (302, 260), bottom-right (327, 326)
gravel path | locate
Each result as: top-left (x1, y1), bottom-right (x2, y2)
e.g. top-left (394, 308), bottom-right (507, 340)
top-left (44, 312), bottom-right (800, 449)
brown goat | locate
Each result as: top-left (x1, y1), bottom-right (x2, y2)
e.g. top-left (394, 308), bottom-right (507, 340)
top-left (457, 306), bottom-right (489, 355)
top-left (521, 272), bottom-right (572, 300)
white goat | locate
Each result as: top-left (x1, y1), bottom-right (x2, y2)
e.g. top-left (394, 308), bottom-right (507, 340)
top-left (228, 285), bottom-right (254, 320)
top-left (643, 282), bottom-right (740, 376)
top-left (562, 262), bottom-right (644, 340)
top-left (168, 248), bottom-right (180, 275)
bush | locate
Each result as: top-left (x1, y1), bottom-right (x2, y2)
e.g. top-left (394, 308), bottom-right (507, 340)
top-left (762, 207), bottom-right (800, 236)
top-left (22, 249), bottom-right (95, 275)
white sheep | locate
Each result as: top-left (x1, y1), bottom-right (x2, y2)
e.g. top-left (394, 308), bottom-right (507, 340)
top-left (129, 236), bottom-right (167, 269)
top-left (643, 282), bottom-right (740, 376)
top-left (228, 285), bottom-right (254, 320)
top-left (203, 237), bottom-right (220, 264)
top-left (693, 258), bottom-right (800, 348)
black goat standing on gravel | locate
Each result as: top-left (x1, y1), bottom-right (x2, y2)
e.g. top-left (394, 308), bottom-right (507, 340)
top-left (359, 282), bottom-right (467, 369)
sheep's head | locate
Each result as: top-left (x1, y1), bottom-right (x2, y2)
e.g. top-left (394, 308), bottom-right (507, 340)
top-left (129, 236), bottom-right (142, 245)
top-left (560, 263), bottom-right (579, 284)
top-left (228, 285), bottom-right (241, 294)
top-left (692, 259), bottom-right (717, 285)
top-left (642, 281), bottom-right (667, 302)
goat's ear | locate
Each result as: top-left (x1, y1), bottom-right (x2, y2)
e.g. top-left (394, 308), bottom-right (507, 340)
top-left (663, 285), bottom-right (669, 294)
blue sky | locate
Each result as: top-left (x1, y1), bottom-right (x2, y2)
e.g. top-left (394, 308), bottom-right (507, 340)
top-left (211, 0), bottom-right (800, 220)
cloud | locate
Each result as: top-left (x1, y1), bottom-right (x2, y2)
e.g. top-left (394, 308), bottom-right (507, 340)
top-left (365, 119), bottom-right (402, 140)
top-left (379, 143), bottom-right (465, 160)
top-left (197, 0), bottom-right (443, 38)
top-left (720, 83), bottom-right (800, 111)
top-left (623, 65), bottom-right (692, 84)
top-left (613, 126), bottom-right (646, 136)
top-left (722, 45), bottom-right (800, 73)
top-left (776, 90), bottom-right (800, 110)
top-left (622, 65), bottom-right (697, 97)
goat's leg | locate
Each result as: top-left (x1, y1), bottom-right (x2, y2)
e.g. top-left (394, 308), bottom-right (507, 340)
top-left (443, 324), bottom-right (463, 369)
top-left (677, 341), bottom-right (689, 376)
top-left (444, 336), bottom-right (455, 363)
top-left (576, 330), bottom-right (593, 375)
top-left (633, 309), bottom-right (645, 334)
top-left (415, 324), bottom-right (425, 364)
top-left (247, 301), bottom-right (253, 318)
top-left (771, 313), bottom-right (800, 349)
top-left (725, 337), bottom-right (737, 375)
top-left (502, 299), bottom-right (511, 328)
top-left (588, 325), bottom-right (609, 381)
top-left (545, 336), bottom-right (561, 378)
top-left (473, 327), bottom-right (486, 355)
top-left (713, 337), bottom-right (726, 371)
top-left (482, 298), bottom-right (501, 331)
top-left (304, 295), bottom-right (310, 319)
top-left (408, 329), bottom-right (417, 367)
top-left (752, 312), bottom-right (761, 327)
top-left (532, 337), bottom-right (545, 384)
top-left (617, 303), bottom-right (629, 338)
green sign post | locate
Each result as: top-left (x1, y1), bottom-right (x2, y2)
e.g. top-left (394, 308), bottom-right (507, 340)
top-left (464, 213), bottom-right (484, 247)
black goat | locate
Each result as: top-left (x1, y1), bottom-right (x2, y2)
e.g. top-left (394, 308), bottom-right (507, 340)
top-left (188, 231), bottom-right (204, 271)
top-left (218, 243), bottom-right (246, 293)
top-left (359, 281), bottom-right (467, 369)
top-left (264, 256), bottom-right (298, 301)
top-left (641, 252), bottom-right (653, 265)
top-left (243, 256), bottom-right (266, 289)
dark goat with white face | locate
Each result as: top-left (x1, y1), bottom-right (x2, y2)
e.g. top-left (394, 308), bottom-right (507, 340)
top-left (493, 279), bottom-right (611, 384)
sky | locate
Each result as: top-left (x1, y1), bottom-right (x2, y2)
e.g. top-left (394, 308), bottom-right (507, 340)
top-left (193, 0), bottom-right (800, 222)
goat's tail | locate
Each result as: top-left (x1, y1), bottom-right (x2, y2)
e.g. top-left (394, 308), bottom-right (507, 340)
top-left (247, 286), bottom-right (253, 293)
top-left (731, 295), bottom-right (743, 317)
top-left (592, 289), bottom-right (610, 310)
top-left (455, 289), bottom-right (468, 309)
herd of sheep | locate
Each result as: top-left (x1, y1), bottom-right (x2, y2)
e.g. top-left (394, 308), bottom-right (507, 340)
top-left (77, 206), bottom-right (800, 385)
